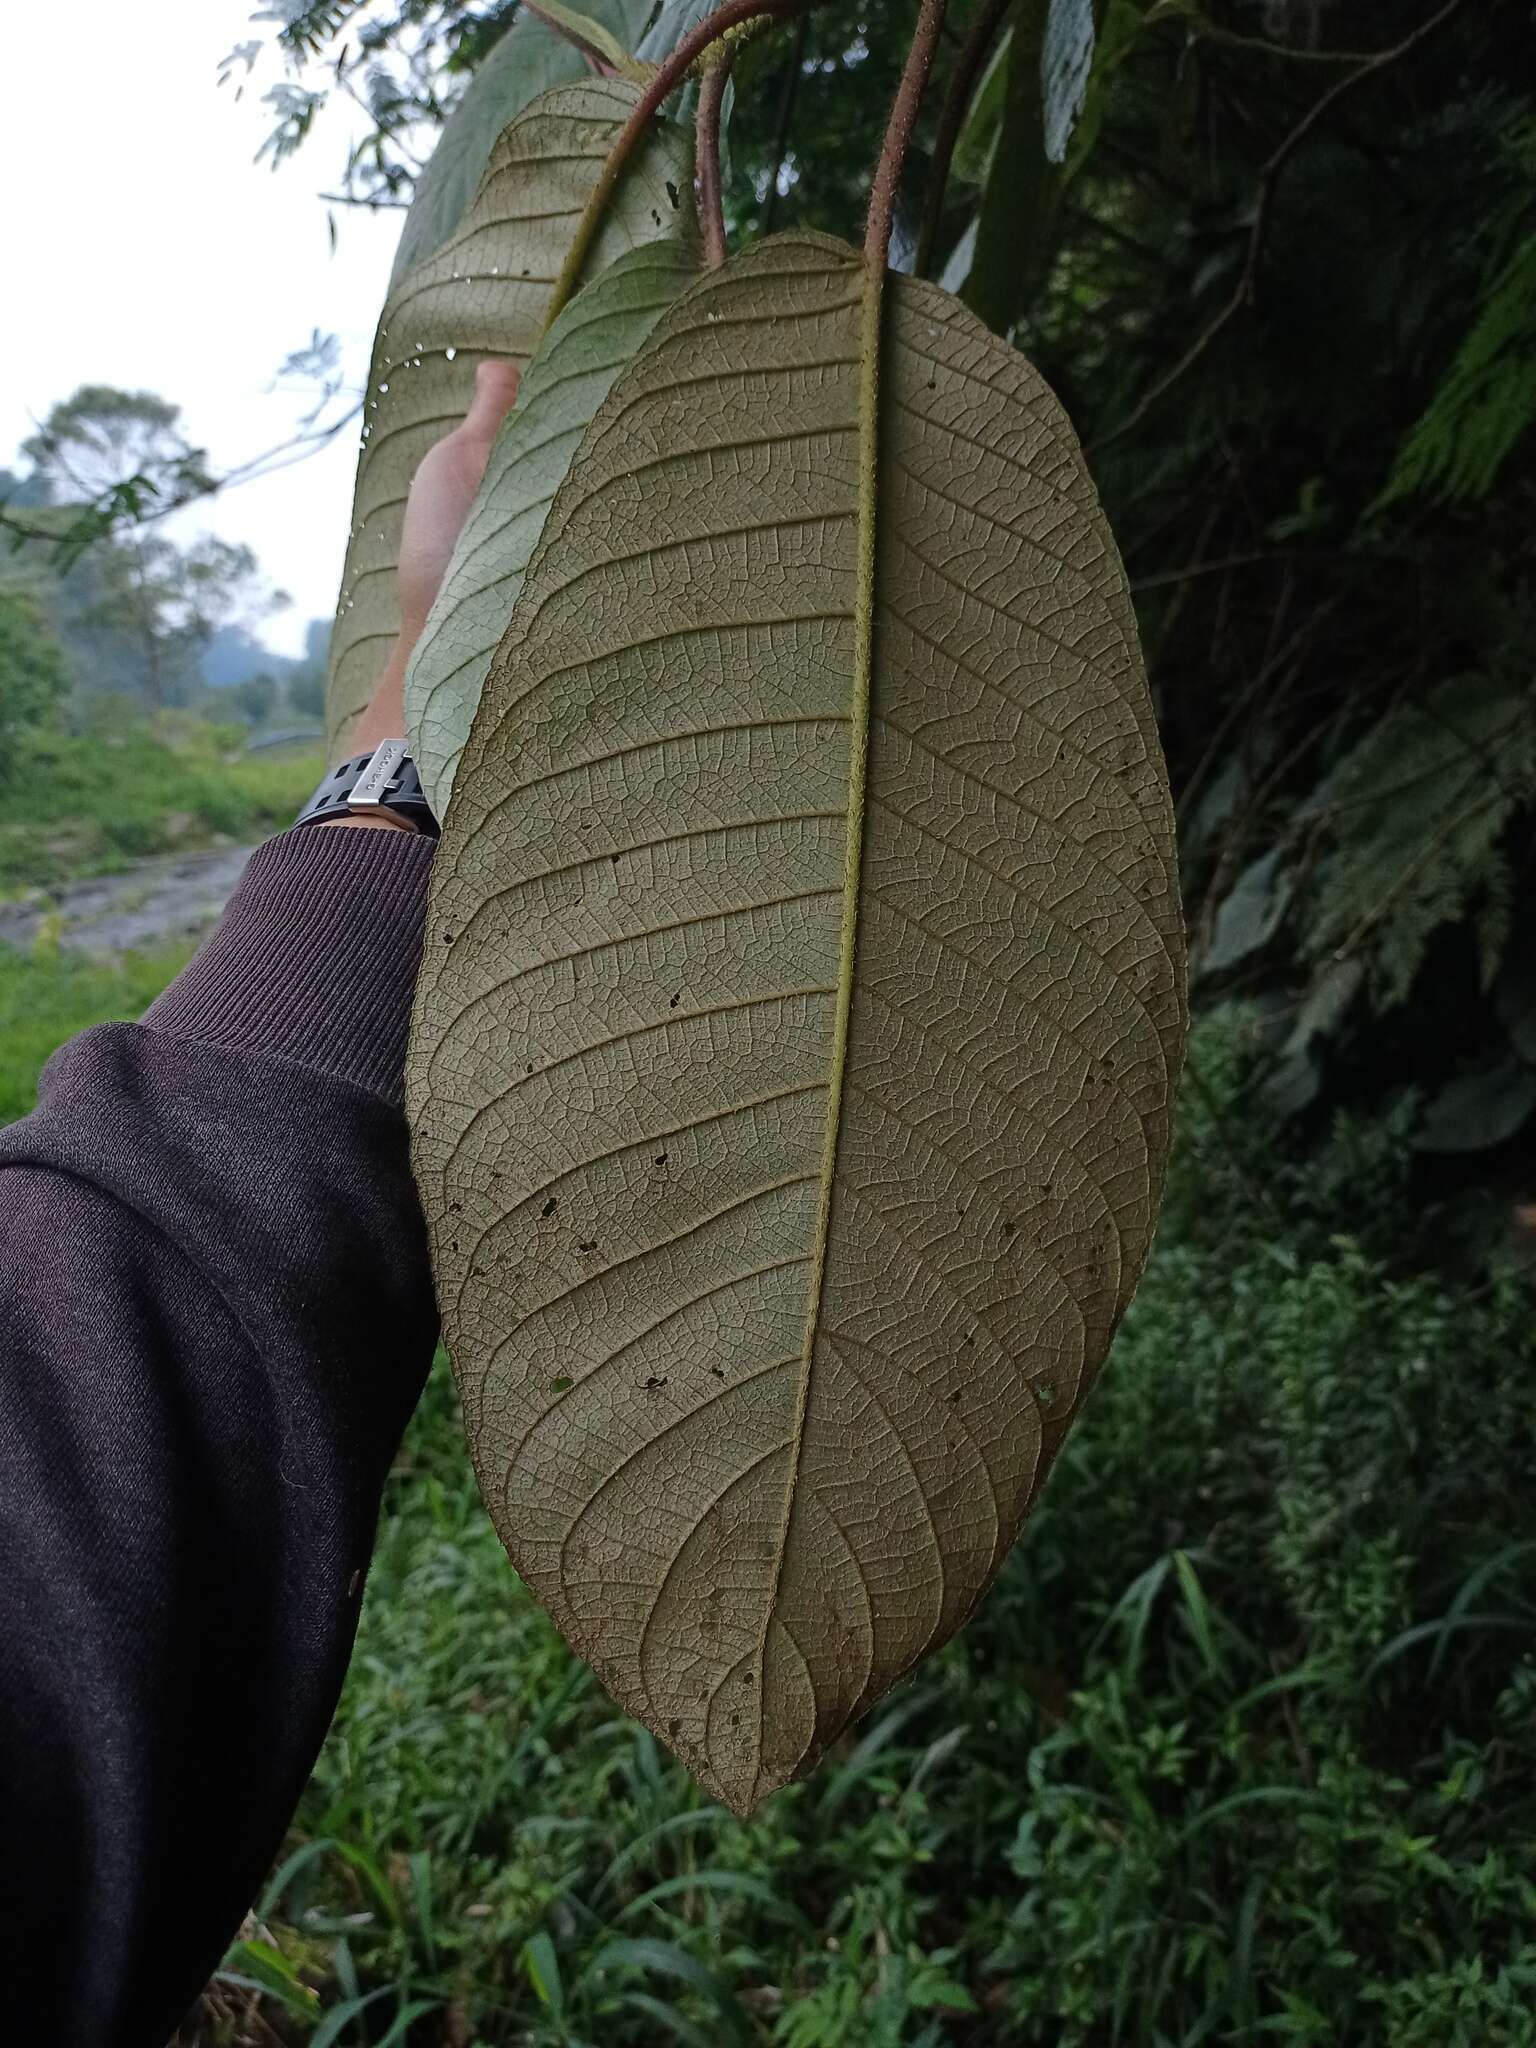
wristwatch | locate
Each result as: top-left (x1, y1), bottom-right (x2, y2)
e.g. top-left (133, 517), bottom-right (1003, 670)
top-left (294, 738), bottom-right (440, 838)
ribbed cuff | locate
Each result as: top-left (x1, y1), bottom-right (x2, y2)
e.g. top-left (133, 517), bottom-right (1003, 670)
top-left (142, 825), bottom-right (437, 1104)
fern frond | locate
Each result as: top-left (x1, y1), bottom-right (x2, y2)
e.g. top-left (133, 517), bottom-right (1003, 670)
top-left (1308, 677), bottom-right (1536, 1007)
top-left (1378, 232), bottom-right (1536, 505)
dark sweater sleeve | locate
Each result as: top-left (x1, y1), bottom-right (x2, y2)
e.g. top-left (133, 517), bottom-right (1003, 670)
top-left (0, 825), bottom-right (441, 2046)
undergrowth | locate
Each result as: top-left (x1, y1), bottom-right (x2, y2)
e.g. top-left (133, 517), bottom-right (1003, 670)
top-left (201, 1016), bottom-right (1536, 2047)
top-left (0, 716), bottom-right (322, 896)
top-left (0, 937), bottom-right (193, 1124)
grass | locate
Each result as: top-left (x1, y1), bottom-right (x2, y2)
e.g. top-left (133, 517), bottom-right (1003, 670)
top-left (0, 715), bottom-right (322, 896)
top-left (0, 935), bottom-right (192, 1123)
top-left (191, 1019), bottom-right (1536, 2048)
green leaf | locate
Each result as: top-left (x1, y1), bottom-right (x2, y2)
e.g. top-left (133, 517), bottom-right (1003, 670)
top-left (593, 1807), bottom-right (727, 1901)
top-left (636, 0), bottom-right (722, 62)
top-left (1260, 959), bottom-right (1364, 1116)
top-left (1042, 0), bottom-right (1096, 164)
top-left (406, 239), bottom-right (700, 816)
top-left (526, 0), bottom-right (655, 81)
top-left (1376, 232), bottom-right (1536, 507)
top-left (255, 1835), bottom-right (337, 1920)
top-left (390, 0), bottom-right (657, 287)
top-left (524, 1929), bottom-right (566, 2015)
top-left (1305, 674), bottom-right (1533, 1007)
top-left (618, 1994), bottom-right (717, 2048)
top-left (1414, 1055), bottom-right (1536, 1154)
top-left (817, 1687), bottom-right (942, 1816)
top-left (1200, 848), bottom-right (1292, 976)
top-left (585, 1937), bottom-right (748, 2043)
top-left (219, 1939), bottom-right (320, 2021)
top-left (960, 0), bottom-right (1140, 325)
top-left (1060, 0), bottom-right (1142, 179)
top-left (617, 1868), bottom-right (807, 1924)
top-left (1171, 1547), bottom-right (1223, 1678)
top-left (326, 78), bottom-right (693, 756)
top-left (373, 2000), bottom-right (443, 2048)
top-left (408, 1848), bottom-right (436, 1967)
top-left (964, 2), bottom-right (1060, 336)
top-left (409, 233), bottom-right (1184, 1814)
top-left (310, 1989), bottom-right (393, 2048)
top-left (950, 24), bottom-right (1014, 186)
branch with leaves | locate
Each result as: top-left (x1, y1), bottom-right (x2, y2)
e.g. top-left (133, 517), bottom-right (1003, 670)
top-left (289, 0), bottom-right (1190, 1814)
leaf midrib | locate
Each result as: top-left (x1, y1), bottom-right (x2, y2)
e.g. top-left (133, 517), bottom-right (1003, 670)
top-left (749, 241), bottom-right (885, 1795)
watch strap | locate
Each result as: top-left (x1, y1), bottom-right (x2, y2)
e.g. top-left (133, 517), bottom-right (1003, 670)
top-left (294, 740), bottom-right (440, 838)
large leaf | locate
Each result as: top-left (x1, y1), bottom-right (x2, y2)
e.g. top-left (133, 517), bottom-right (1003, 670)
top-left (631, 0), bottom-right (737, 171)
top-left (964, 2), bottom-right (1059, 336)
top-left (1199, 847), bottom-right (1293, 977)
top-left (389, 0), bottom-right (658, 288)
top-left (409, 232), bottom-right (1185, 1813)
top-left (635, 0), bottom-right (720, 62)
top-left (951, 23), bottom-right (1014, 186)
top-left (326, 77), bottom-right (691, 756)
top-left (1415, 1055), bottom-right (1536, 1154)
top-left (955, 0), bottom-right (1140, 315)
top-left (405, 238), bottom-right (700, 817)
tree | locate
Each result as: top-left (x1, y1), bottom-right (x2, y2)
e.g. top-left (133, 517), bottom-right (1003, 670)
top-left (0, 589), bottom-right (71, 773)
top-left (230, 672), bottom-right (279, 726)
top-left (61, 527), bottom-right (283, 715)
top-left (18, 387), bottom-right (287, 716)
top-left (283, 618), bottom-right (328, 721)
top-left (286, 666), bottom-right (326, 722)
top-left (21, 385), bottom-right (212, 523)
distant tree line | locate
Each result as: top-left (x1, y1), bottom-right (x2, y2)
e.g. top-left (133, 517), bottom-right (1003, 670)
top-left (0, 385), bottom-right (328, 754)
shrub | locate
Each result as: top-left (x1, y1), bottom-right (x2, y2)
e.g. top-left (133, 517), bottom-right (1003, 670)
top-left (0, 589), bottom-right (70, 772)
top-left (0, 718), bottom-right (321, 894)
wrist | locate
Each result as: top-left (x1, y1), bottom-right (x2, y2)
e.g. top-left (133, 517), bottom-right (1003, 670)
top-left (351, 640), bottom-right (411, 755)
top-left (316, 813), bottom-right (417, 834)
top-left (296, 737), bottom-right (438, 838)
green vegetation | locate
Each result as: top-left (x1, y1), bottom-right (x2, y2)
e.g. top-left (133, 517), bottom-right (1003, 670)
top-left (205, 1020), bottom-right (1536, 2046)
top-left (0, 710), bottom-right (314, 1129)
top-left (0, 937), bottom-right (191, 1124)
top-left (0, 718), bottom-right (321, 896)
top-left (0, 590), bottom-right (71, 770)
top-left (3, 384), bottom-right (284, 716)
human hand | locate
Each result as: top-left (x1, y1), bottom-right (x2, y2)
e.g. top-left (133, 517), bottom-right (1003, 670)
top-left (347, 358), bottom-right (522, 766)
top-left (396, 357), bottom-right (523, 648)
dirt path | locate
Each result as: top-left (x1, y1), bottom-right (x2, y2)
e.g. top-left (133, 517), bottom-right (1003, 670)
top-left (0, 844), bottom-right (258, 956)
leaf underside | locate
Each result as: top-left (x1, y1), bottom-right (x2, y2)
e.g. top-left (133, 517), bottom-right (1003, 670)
top-left (325, 77), bottom-right (691, 758)
top-left (408, 232), bottom-right (1186, 1814)
top-left (388, 0), bottom-right (657, 288)
top-left (406, 239), bottom-right (701, 817)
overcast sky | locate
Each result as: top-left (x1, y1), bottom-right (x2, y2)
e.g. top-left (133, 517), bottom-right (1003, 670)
top-left (1, 1), bottom-right (407, 655)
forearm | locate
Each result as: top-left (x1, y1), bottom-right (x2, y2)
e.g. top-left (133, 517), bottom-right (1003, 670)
top-left (0, 825), bottom-right (439, 2043)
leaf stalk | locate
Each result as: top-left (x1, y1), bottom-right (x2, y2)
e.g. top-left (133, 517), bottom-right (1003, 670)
top-left (864, 0), bottom-right (950, 271)
top-left (695, 48), bottom-right (736, 269)
top-left (541, 0), bottom-right (810, 336)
